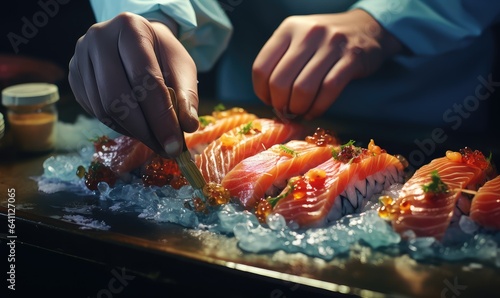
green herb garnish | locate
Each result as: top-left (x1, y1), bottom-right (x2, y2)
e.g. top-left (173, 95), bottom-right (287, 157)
top-left (332, 140), bottom-right (360, 163)
top-left (422, 170), bottom-right (449, 194)
top-left (267, 183), bottom-right (295, 207)
top-left (214, 103), bottom-right (226, 112)
top-left (279, 144), bottom-right (297, 157)
top-left (238, 121), bottom-right (253, 135)
top-left (198, 116), bottom-right (214, 128)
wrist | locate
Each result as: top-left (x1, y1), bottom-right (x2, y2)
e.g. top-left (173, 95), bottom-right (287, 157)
top-left (150, 20), bottom-right (178, 38)
top-left (352, 9), bottom-right (403, 57)
top-left (142, 11), bottom-right (179, 37)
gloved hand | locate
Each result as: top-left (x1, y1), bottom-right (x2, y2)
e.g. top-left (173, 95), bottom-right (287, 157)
top-left (252, 9), bottom-right (402, 120)
top-left (69, 12), bottom-right (199, 157)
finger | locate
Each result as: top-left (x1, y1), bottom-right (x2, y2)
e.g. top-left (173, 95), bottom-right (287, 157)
top-left (304, 52), bottom-right (359, 120)
top-left (252, 31), bottom-right (291, 105)
top-left (288, 42), bottom-right (343, 115)
top-left (70, 43), bottom-right (132, 138)
top-left (68, 56), bottom-right (94, 116)
top-left (266, 30), bottom-right (327, 114)
top-left (116, 16), bottom-right (184, 156)
top-left (77, 45), bottom-right (133, 137)
top-left (170, 83), bottom-right (199, 133)
top-left (73, 28), bottom-right (130, 136)
top-left (150, 21), bottom-right (200, 133)
top-left (84, 30), bottom-right (167, 155)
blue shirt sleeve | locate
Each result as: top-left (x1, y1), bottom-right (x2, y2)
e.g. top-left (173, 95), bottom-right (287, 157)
top-left (351, 0), bottom-right (500, 56)
top-left (89, 0), bottom-right (233, 71)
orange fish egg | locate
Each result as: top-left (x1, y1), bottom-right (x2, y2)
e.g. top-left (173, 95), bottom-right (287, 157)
top-left (446, 150), bottom-right (463, 162)
top-left (399, 198), bottom-right (412, 213)
top-left (378, 205), bottom-right (390, 219)
top-left (250, 121), bottom-right (262, 133)
top-left (368, 139), bottom-right (382, 155)
top-left (255, 198), bottom-right (272, 223)
top-left (305, 127), bottom-right (337, 146)
top-left (306, 168), bottom-right (327, 189)
top-left (220, 133), bottom-right (240, 148)
top-left (378, 195), bottom-right (393, 206)
top-left (292, 178), bottom-right (308, 200)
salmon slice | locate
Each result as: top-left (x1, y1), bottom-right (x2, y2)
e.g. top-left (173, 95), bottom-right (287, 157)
top-left (93, 135), bottom-right (153, 174)
top-left (185, 108), bottom-right (257, 151)
top-left (383, 148), bottom-right (492, 239)
top-left (221, 140), bottom-right (336, 209)
top-left (470, 175), bottom-right (500, 229)
top-left (90, 108), bottom-right (256, 174)
top-left (196, 119), bottom-right (307, 184)
top-left (271, 143), bottom-right (405, 228)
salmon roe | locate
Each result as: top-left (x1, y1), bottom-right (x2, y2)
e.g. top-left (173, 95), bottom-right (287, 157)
top-left (203, 182), bottom-right (231, 206)
top-left (255, 168), bottom-right (328, 223)
top-left (446, 150), bottom-right (463, 162)
top-left (377, 195), bottom-right (412, 220)
top-left (186, 182), bottom-right (231, 214)
top-left (305, 168), bottom-right (327, 189)
top-left (255, 198), bottom-right (273, 223)
top-left (290, 168), bottom-right (327, 200)
top-left (305, 127), bottom-right (338, 146)
top-left (142, 156), bottom-right (187, 189)
top-left (292, 177), bottom-right (308, 200)
top-left (368, 139), bottom-right (385, 155)
top-left (460, 147), bottom-right (490, 169)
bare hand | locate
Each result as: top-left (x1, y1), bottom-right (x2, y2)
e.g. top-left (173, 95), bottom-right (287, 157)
top-left (69, 12), bottom-right (199, 157)
top-left (252, 9), bottom-right (402, 120)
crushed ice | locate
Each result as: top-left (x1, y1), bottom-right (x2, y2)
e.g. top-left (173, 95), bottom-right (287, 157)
top-left (36, 136), bottom-right (500, 264)
top-left (62, 214), bottom-right (110, 230)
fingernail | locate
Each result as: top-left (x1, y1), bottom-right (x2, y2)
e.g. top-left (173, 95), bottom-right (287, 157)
top-left (164, 137), bottom-right (181, 156)
top-left (190, 105), bottom-right (198, 118)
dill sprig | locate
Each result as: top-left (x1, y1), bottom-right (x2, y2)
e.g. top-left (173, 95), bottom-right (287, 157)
top-left (238, 121), bottom-right (253, 135)
top-left (198, 116), bottom-right (214, 128)
top-left (332, 140), bottom-right (360, 163)
top-left (267, 183), bottom-right (295, 207)
top-left (422, 170), bottom-right (449, 194)
top-left (213, 103), bottom-right (226, 112)
top-left (279, 144), bottom-right (297, 157)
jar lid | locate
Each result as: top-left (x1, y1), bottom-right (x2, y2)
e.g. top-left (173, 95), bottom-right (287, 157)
top-left (0, 112), bottom-right (4, 139)
top-left (2, 83), bottom-right (59, 106)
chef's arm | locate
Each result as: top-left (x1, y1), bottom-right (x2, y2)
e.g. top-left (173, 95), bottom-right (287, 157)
top-left (90, 0), bottom-right (233, 72)
top-left (352, 0), bottom-right (500, 56)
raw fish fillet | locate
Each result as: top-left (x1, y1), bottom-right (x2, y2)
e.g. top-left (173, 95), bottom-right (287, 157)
top-left (388, 150), bottom-right (492, 239)
top-left (272, 146), bottom-right (405, 228)
top-left (196, 119), bottom-right (306, 184)
top-left (185, 109), bottom-right (257, 150)
top-left (93, 135), bottom-right (153, 174)
top-left (470, 175), bottom-right (500, 229)
top-left (91, 108), bottom-right (256, 174)
top-left (222, 140), bottom-right (336, 209)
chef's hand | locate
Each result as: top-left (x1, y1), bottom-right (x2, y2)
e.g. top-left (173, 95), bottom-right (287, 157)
top-left (252, 9), bottom-right (402, 120)
top-left (69, 12), bottom-right (199, 157)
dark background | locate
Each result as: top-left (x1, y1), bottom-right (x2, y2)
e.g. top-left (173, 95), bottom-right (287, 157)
top-left (0, 0), bottom-right (225, 126)
top-left (0, 1), bottom-right (499, 127)
top-left (0, 2), bottom-right (499, 297)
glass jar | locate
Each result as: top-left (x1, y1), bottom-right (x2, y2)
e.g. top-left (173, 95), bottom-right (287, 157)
top-left (2, 83), bottom-right (59, 153)
top-left (0, 112), bottom-right (4, 140)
